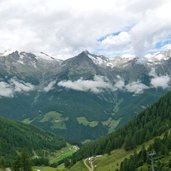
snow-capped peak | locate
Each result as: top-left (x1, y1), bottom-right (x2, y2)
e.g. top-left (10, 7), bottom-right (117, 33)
top-left (121, 54), bottom-right (135, 60)
top-left (0, 49), bottom-right (18, 56)
top-left (154, 53), bottom-right (166, 60)
top-left (84, 51), bottom-right (109, 66)
top-left (143, 49), bottom-right (171, 64)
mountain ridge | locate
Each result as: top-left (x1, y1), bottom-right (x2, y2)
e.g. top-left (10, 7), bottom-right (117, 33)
top-left (1, 48), bottom-right (171, 66)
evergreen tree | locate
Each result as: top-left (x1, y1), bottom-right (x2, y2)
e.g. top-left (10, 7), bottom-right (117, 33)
top-left (12, 150), bottom-right (32, 171)
top-left (20, 150), bottom-right (32, 171)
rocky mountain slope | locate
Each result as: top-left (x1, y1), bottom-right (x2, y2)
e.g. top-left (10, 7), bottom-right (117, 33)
top-left (0, 49), bottom-right (171, 142)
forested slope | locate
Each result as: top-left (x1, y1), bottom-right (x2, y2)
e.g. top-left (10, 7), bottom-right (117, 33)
top-left (0, 116), bottom-right (66, 161)
top-left (119, 131), bottom-right (171, 171)
top-left (67, 91), bottom-right (171, 166)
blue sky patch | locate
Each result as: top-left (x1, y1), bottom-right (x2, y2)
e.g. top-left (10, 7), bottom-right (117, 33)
top-left (148, 37), bottom-right (171, 54)
top-left (97, 32), bottom-right (119, 42)
top-left (97, 24), bottom-right (133, 42)
top-left (154, 37), bottom-right (171, 49)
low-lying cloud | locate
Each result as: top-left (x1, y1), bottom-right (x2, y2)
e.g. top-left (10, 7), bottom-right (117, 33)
top-left (114, 76), bottom-right (125, 90)
top-left (58, 72), bottom-right (171, 95)
top-left (0, 78), bottom-right (35, 97)
top-left (125, 81), bottom-right (149, 94)
top-left (151, 75), bottom-right (170, 89)
top-left (10, 79), bottom-right (34, 92)
top-left (0, 82), bottom-right (14, 97)
top-left (58, 75), bottom-right (149, 94)
top-left (58, 75), bottom-right (113, 93)
top-left (44, 80), bottom-right (56, 92)
top-left (149, 68), bottom-right (170, 89)
top-left (1, 72), bottom-right (170, 98)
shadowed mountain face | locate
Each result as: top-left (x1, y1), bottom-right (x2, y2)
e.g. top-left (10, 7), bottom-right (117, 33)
top-left (0, 49), bottom-right (171, 142)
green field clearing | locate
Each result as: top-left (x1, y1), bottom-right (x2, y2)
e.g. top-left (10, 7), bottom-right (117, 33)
top-left (77, 117), bottom-right (98, 127)
top-left (49, 143), bottom-right (78, 164)
top-left (102, 117), bottom-right (121, 133)
top-left (40, 111), bottom-right (67, 130)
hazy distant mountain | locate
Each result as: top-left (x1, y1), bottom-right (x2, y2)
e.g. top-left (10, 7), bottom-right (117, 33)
top-left (0, 49), bottom-right (171, 142)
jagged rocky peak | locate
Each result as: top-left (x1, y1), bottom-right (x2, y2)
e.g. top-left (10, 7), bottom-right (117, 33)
top-left (77, 50), bottom-right (109, 66)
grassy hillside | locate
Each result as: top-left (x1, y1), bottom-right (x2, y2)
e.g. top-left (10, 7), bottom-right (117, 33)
top-left (0, 116), bottom-right (66, 162)
top-left (54, 129), bottom-right (170, 171)
top-left (49, 143), bottom-right (78, 165)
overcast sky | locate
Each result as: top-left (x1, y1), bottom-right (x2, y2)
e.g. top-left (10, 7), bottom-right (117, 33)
top-left (0, 0), bottom-right (171, 59)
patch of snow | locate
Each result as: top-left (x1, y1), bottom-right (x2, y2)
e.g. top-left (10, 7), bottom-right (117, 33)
top-left (154, 53), bottom-right (166, 60)
top-left (87, 54), bottom-right (109, 65)
top-left (121, 54), bottom-right (135, 60)
top-left (0, 49), bottom-right (16, 56)
top-left (34, 52), bottom-right (55, 61)
top-left (19, 53), bottom-right (25, 59)
top-left (17, 60), bottom-right (24, 64)
top-left (135, 57), bottom-right (148, 64)
top-left (109, 58), bottom-right (132, 68)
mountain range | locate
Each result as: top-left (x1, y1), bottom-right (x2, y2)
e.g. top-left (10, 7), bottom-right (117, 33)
top-left (0, 49), bottom-right (171, 142)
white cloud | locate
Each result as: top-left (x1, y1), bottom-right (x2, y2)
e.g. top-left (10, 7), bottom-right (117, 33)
top-left (114, 76), bottom-right (125, 90)
top-left (0, 78), bottom-right (35, 97)
top-left (149, 68), bottom-right (157, 77)
top-left (10, 79), bottom-right (34, 92)
top-left (101, 32), bottom-right (131, 48)
top-left (44, 80), bottom-right (56, 92)
top-left (0, 0), bottom-right (170, 58)
top-left (149, 68), bottom-right (170, 89)
top-left (151, 76), bottom-right (170, 89)
top-left (0, 82), bottom-right (13, 97)
top-left (114, 76), bottom-right (151, 94)
top-left (125, 81), bottom-right (149, 94)
top-left (130, 0), bottom-right (171, 56)
top-left (58, 75), bottom-right (114, 93)
top-left (58, 75), bottom-right (150, 95)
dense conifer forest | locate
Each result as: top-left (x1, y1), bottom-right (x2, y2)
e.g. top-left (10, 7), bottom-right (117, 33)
top-left (0, 116), bottom-right (66, 166)
top-left (119, 131), bottom-right (171, 171)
